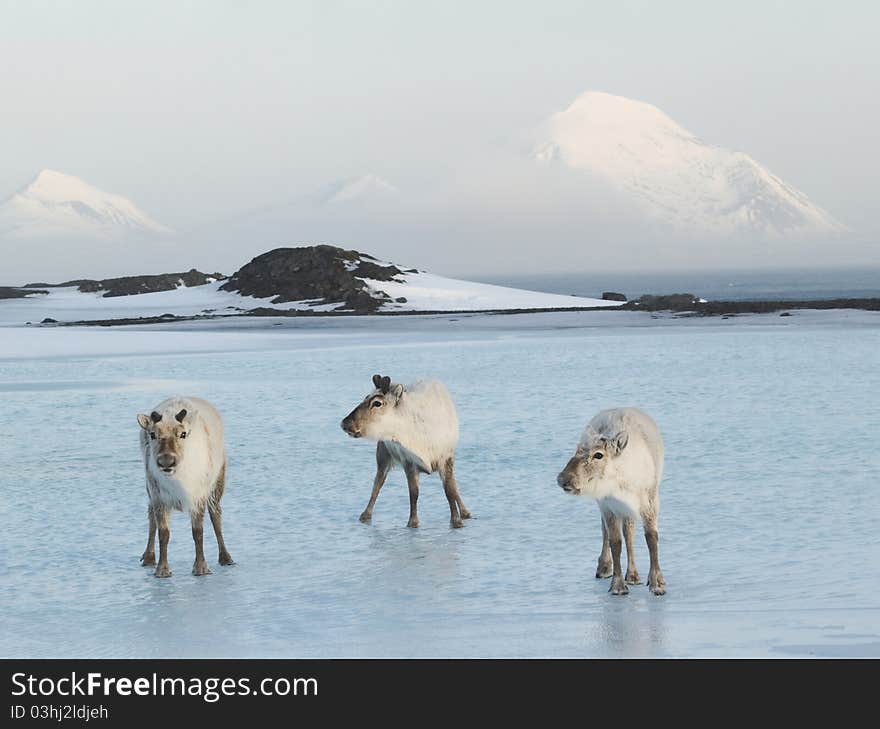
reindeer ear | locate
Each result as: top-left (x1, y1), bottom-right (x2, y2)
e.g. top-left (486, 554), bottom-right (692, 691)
top-left (175, 408), bottom-right (188, 423)
top-left (392, 383), bottom-right (404, 400)
top-left (380, 376), bottom-right (392, 393)
top-left (609, 430), bottom-right (629, 455)
top-left (372, 374), bottom-right (383, 389)
top-left (137, 414), bottom-right (152, 430)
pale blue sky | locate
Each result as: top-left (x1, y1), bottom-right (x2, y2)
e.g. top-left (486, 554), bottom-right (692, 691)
top-left (1, 0), bottom-right (877, 274)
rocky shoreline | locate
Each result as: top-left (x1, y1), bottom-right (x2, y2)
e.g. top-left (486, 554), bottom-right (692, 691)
top-left (4, 245), bottom-right (879, 325)
top-left (25, 296), bottom-right (877, 327)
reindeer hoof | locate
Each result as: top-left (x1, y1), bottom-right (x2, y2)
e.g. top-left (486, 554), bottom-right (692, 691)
top-left (154, 565), bottom-right (172, 578)
top-left (625, 570), bottom-right (641, 585)
top-left (219, 552), bottom-right (235, 566)
top-left (596, 561), bottom-right (612, 579)
top-left (459, 509), bottom-right (472, 519)
top-left (192, 561), bottom-right (212, 576)
top-left (406, 519), bottom-right (419, 529)
top-left (648, 570), bottom-right (666, 595)
top-left (451, 518), bottom-right (464, 529)
top-left (609, 577), bottom-right (629, 595)
top-left (359, 511), bottom-right (372, 524)
top-left (140, 553), bottom-right (156, 567)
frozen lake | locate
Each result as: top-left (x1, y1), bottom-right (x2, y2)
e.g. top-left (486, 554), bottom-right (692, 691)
top-left (1, 309), bottom-right (879, 657)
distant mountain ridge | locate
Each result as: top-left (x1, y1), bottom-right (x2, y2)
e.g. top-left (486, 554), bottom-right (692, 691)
top-left (534, 91), bottom-right (847, 237)
top-left (0, 169), bottom-right (172, 239)
top-left (319, 174), bottom-right (398, 206)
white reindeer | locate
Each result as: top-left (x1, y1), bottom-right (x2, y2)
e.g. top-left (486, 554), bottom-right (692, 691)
top-left (341, 374), bottom-right (470, 528)
top-left (137, 397), bottom-right (234, 577)
top-left (557, 407), bottom-right (666, 596)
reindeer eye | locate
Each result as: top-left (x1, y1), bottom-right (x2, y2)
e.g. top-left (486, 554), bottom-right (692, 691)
top-left (371, 399), bottom-right (383, 408)
top-left (179, 431), bottom-right (187, 439)
top-left (592, 452), bottom-right (604, 460)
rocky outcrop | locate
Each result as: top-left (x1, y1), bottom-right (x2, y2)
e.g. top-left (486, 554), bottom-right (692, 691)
top-left (25, 269), bottom-right (225, 298)
top-left (0, 286), bottom-right (48, 299)
top-left (625, 294), bottom-right (880, 315)
top-left (220, 245), bottom-right (403, 313)
top-left (625, 293), bottom-right (700, 311)
top-left (602, 291), bottom-right (627, 302)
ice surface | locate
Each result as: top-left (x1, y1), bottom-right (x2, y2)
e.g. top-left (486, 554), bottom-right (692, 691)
top-left (1, 309), bottom-right (878, 657)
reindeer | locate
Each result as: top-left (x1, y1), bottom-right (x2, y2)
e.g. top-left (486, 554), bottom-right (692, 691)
top-left (557, 407), bottom-right (667, 596)
top-left (137, 397), bottom-right (233, 577)
top-left (341, 374), bottom-right (470, 528)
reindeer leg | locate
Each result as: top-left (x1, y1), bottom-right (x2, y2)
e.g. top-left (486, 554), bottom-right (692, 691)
top-left (624, 518), bottom-right (641, 584)
top-left (208, 463), bottom-right (234, 565)
top-left (606, 513), bottom-right (628, 595)
top-left (154, 505), bottom-right (172, 578)
top-left (440, 457), bottom-right (465, 528)
top-left (141, 504), bottom-right (157, 566)
top-left (596, 509), bottom-right (612, 578)
top-left (360, 442), bottom-right (391, 523)
top-left (191, 503), bottom-right (211, 576)
top-left (644, 512), bottom-right (666, 596)
top-left (405, 465), bottom-right (420, 528)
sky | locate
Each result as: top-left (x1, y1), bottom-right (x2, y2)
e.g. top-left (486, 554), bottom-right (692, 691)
top-left (1, 0), bottom-right (878, 278)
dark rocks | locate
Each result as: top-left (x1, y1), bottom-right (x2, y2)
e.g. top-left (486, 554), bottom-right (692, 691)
top-left (698, 298), bottom-right (880, 315)
top-left (625, 293), bottom-right (699, 311)
top-left (602, 291), bottom-right (627, 302)
top-left (40, 317), bottom-right (57, 324)
top-left (220, 245), bottom-right (402, 313)
top-left (339, 289), bottom-right (390, 314)
top-left (0, 286), bottom-right (48, 299)
top-left (355, 259), bottom-right (403, 281)
top-left (86, 269), bottom-right (225, 297)
top-left (627, 294), bottom-right (880, 315)
top-left (24, 270), bottom-right (225, 297)
top-left (395, 297), bottom-right (408, 303)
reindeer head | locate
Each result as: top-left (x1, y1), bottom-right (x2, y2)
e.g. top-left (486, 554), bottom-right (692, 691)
top-left (341, 373), bottom-right (405, 439)
top-left (557, 429), bottom-right (629, 495)
top-left (137, 406), bottom-right (194, 475)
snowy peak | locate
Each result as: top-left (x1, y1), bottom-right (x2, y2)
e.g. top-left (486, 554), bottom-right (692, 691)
top-left (0, 169), bottom-right (172, 239)
top-left (320, 174), bottom-right (398, 206)
top-left (535, 91), bottom-right (847, 237)
top-left (23, 169), bottom-right (105, 203)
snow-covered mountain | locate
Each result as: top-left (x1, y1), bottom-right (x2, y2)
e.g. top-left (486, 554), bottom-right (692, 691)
top-left (534, 91), bottom-right (847, 237)
top-left (319, 174), bottom-right (399, 206)
top-left (0, 169), bottom-right (172, 239)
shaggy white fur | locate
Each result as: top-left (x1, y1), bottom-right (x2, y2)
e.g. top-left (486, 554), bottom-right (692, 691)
top-left (139, 396), bottom-right (226, 513)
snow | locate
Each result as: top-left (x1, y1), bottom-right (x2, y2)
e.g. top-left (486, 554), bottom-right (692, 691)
top-left (364, 270), bottom-right (616, 311)
top-left (322, 174), bottom-right (399, 205)
top-left (1, 309), bottom-right (878, 657)
top-left (0, 272), bottom-right (619, 325)
top-left (0, 281), bottom-right (340, 326)
top-left (535, 91), bottom-right (847, 237)
top-left (0, 169), bottom-right (172, 239)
